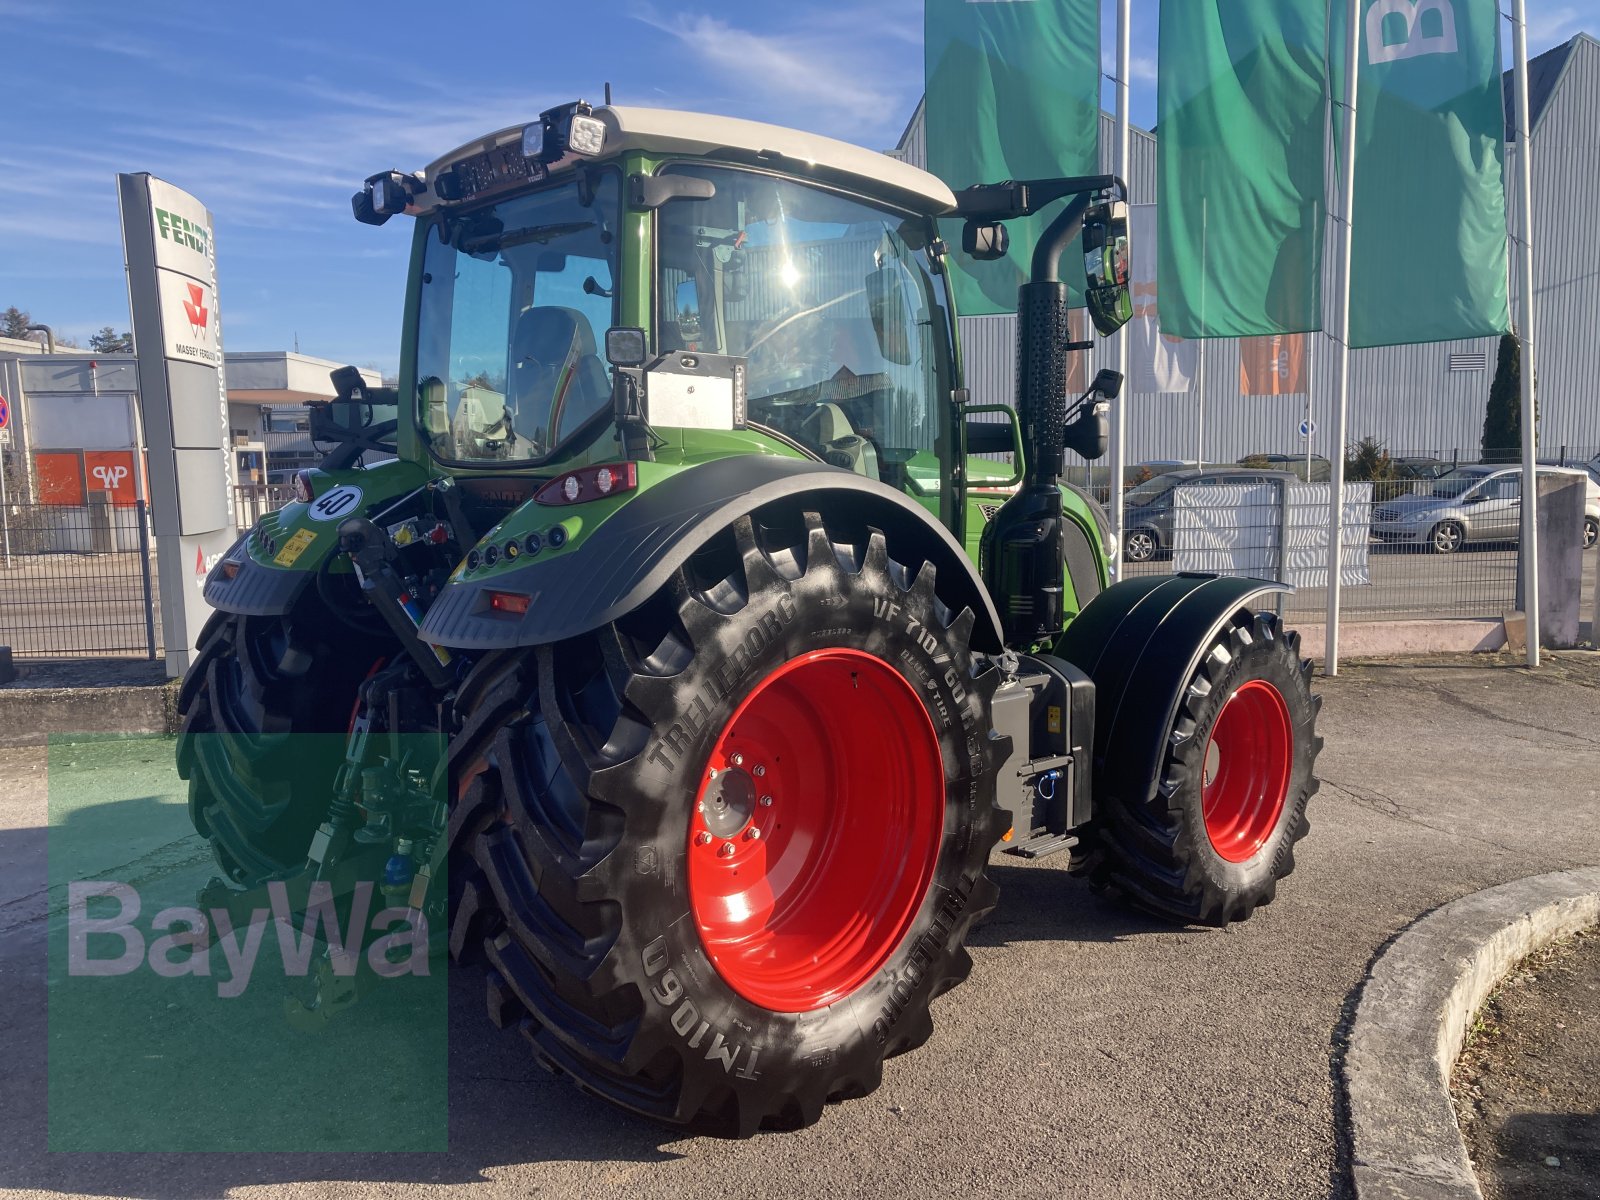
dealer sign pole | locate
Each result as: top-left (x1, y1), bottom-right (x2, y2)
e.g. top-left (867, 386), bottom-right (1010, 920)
top-left (117, 174), bottom-right (239, 677)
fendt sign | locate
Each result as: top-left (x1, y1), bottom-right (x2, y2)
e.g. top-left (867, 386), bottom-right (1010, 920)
top-left (118, 173), bottom-right (239, 674)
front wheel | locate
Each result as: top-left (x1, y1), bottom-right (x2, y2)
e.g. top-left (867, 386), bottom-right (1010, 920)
top-left (1430, 521), bottom-right (1465, 554)
top-left (447, 512), bottom-right (1008, 1135)
top-left (1124, 528), bottom-right (1159, 563)
top-left (1584, 516), bottom-right (1597, 550)
top-left (1075, 612), bottom-right (1320, 925)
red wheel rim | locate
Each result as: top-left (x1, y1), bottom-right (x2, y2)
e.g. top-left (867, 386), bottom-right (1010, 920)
top-left (687, 648), bottom-right (945, 1012)
top-left (1201, 679), bottom-right (1293, 863)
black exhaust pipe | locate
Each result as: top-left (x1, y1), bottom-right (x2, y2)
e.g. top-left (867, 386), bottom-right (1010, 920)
top-left (981, 197), bottom-right (1092, 649)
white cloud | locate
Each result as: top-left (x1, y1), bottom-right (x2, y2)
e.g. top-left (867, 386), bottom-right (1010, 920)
top-left (629, 5), bottom-right (922, 145)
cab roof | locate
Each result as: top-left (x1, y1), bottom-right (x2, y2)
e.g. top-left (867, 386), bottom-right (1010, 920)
top-left (419, 104), bottom-right (958, 216)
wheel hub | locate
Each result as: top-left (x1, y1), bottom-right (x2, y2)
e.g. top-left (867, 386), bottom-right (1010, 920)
top-left (702, 766), bottom-right (756, 839)
top-left (1201, 679), bottom-right (1293, 863)
top-left (687, 648), bottom-right (944, 1013)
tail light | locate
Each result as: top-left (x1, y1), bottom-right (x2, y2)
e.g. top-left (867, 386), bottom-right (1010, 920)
top-left (534, 463), bottom-right (638, 506)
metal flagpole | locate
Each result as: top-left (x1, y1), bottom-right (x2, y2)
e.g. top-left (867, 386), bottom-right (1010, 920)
top-left (1325, 0), bottom-right (1361, 676)
top-left (1510, 0), bottom-right (1540, 666)
top-left (1109, 0), bottom-right (1132, 579)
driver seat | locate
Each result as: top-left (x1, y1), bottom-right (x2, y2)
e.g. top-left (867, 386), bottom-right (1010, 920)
top-left (509, 307), bottom-right (611, 444)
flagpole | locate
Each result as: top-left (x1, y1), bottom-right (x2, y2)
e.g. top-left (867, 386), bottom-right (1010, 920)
top-left (1510, 0), bottom-right (1540, 667)
top-left (1325, 0), bottom-right (1361, 676)
top-left (1110, 0), bottom-right (1132, 579)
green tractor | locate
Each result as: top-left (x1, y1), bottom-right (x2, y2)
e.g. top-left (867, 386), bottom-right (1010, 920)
top-left (179, 102), bottom-right (1320, 1136)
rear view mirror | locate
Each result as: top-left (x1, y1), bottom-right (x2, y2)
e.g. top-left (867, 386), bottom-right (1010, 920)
top-left (674, 279), bottom-right (703, 345)
top-left (866, 262), bottom-right (916, 366)
top-left (1082, 199), bottom-right (1132, 336)
top-left (1063, 402), bottom-right (1110, 461)
top-left (962, 221), bottom-right (1009, 262)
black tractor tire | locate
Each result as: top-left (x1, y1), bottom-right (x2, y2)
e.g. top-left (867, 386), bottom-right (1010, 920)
top-left (1074, 611), bottom-right (1320, 925)
top-left (176, 605), bottom-right (391, 884)
top-left (1430, 520), bottom-right (1465, 554)
top-left (447, 511), bottom-right (1008, 1137)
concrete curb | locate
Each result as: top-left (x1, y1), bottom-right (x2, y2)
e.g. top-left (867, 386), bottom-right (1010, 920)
top-left (0, 681), bottom-right (182, 746)
top-left (1291, 618), bottom-right (1506, 660)
top-left (1346, 867), bottom-right (1600, 1199)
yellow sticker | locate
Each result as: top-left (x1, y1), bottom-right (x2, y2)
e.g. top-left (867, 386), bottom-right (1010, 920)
top-left (274, 528), bottom-right (318, 567)
top-left (1046, 705), bottom-right (1063, 735)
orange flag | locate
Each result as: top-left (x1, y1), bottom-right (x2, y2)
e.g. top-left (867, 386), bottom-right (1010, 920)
top-left (1239, 333), bottom-right (1308, 396)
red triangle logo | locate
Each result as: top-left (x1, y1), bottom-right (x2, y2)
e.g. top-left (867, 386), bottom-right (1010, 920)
top-left (196, 547), bottom-right (206, 575)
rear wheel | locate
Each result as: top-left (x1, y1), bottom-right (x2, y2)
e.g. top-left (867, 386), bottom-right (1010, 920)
top-left (447, 512), bottom-right (1008, 1135)
top-left (1584, 516), bottom-right (1597, 550)
top-left (176, 605), bottom-right (390, 883)
top-left (1075, 612), bottom-right (1320, 925)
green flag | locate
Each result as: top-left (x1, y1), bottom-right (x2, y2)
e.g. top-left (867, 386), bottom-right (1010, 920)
top-left (1336, 0), bottom-right (1510, 348)
top-left (1156, 0), bottom-right (1327, 338)
top-left (924, 0), bottom-right (1100, 316)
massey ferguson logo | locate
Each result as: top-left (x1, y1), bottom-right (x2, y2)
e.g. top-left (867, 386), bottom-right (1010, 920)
top-left (182, 283), bottom-right (209, 336)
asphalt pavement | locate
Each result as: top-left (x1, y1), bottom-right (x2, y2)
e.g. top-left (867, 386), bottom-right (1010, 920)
top-left (1, 651), bottom-right (1597, 1199)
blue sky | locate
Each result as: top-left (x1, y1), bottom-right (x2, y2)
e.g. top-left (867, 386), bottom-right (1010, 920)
top-left (3, 0), bottom-right (1592, 373)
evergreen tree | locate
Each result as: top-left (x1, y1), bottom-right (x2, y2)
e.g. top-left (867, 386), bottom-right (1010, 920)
top-left (1482, 333), bottom-right (1531, 463)
top-left (2, 306), bottom-right (31, 339)
top-left (88, 326), bottom-right (134, 353)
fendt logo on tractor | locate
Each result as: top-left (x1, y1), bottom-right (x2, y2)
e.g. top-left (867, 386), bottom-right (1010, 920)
top-left (179, 99), bottom-right (1320, 1136)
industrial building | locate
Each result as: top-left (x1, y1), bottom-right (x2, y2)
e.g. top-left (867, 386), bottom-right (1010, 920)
top-left (891, 32), bottom-right (1600, 476)
top-left (0, 342), bottom-right (377, 511)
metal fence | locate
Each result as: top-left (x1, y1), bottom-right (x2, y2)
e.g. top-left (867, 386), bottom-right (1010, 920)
top-left (235, 483), bottom-right (294, 529)
top-left (1107, 450), bottom-right (1599, 629)
top-left (0, 499), bottom-right (159, 659)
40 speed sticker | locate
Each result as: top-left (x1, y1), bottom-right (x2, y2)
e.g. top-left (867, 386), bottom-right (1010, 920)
top-left (307, 484), bottom-right (363, 521)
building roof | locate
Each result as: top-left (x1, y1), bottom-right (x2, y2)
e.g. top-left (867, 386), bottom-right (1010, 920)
top-left (1504, 32), bottom-right (1595, 141)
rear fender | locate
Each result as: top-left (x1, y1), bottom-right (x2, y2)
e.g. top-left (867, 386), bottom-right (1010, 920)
top-left (1053, 575), bottom-right (1293, 809)
top-left (417, 455), bottom-right (1005, 652)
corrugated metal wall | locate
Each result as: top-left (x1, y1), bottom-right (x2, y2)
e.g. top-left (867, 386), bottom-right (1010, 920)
top-left (894, 39), bottom-right (1600, 469)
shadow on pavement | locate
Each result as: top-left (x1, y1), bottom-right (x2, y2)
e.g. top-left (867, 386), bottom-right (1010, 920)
top-left (968, 861), bottom-right (1205, 947)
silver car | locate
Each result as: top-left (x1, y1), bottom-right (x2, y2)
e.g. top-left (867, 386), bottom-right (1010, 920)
top-left (1372, 465), bottom-right (1600, 553)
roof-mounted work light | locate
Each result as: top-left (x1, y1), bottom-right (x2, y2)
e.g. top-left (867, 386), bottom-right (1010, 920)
top-left (527, 101), bottom-right (606, 164)
top-left (352, 170), bottom-right (423, 226)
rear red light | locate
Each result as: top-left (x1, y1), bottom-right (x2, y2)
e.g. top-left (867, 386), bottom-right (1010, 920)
top-left (293, 470), bottom-right (316, 503)
top-left (489, 591), bottom-right (532, 615)
top-left (534, 462), bottom-right (638, 506)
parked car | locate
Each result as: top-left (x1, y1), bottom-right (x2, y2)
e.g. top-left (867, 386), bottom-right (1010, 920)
top-left (1393, 456), bottom-right (1455, 482)
top-left (1371, 465), bottom-right (1600, 553)
top-left (1122, 467), bottom-right (1300, 563)
top-left (1237, 453), bottom-right (1331, 482)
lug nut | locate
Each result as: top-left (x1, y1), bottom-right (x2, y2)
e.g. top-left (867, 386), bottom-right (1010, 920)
top-left (696, 831), bottom-right (713, 846)
top-left (744, 827), bottom-right (761, 841)
top-left (696, 801), bottom-right (705, 813)
top-left (753, 765), bottom-right (766, 777)
top-left (760, 795), bottom-right (773, 807)
top-left (729, 753), bottom-right (744, 767)
top-left (718, 842), bottom-right (736, 857)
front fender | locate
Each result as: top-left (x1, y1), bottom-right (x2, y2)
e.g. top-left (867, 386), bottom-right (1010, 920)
top-left (202, 461), bottom-right (428, 617)
top-left (417, 455), bottom-right (1005, 653)
top-left (1054, 574), bottom-right (1294, 806)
